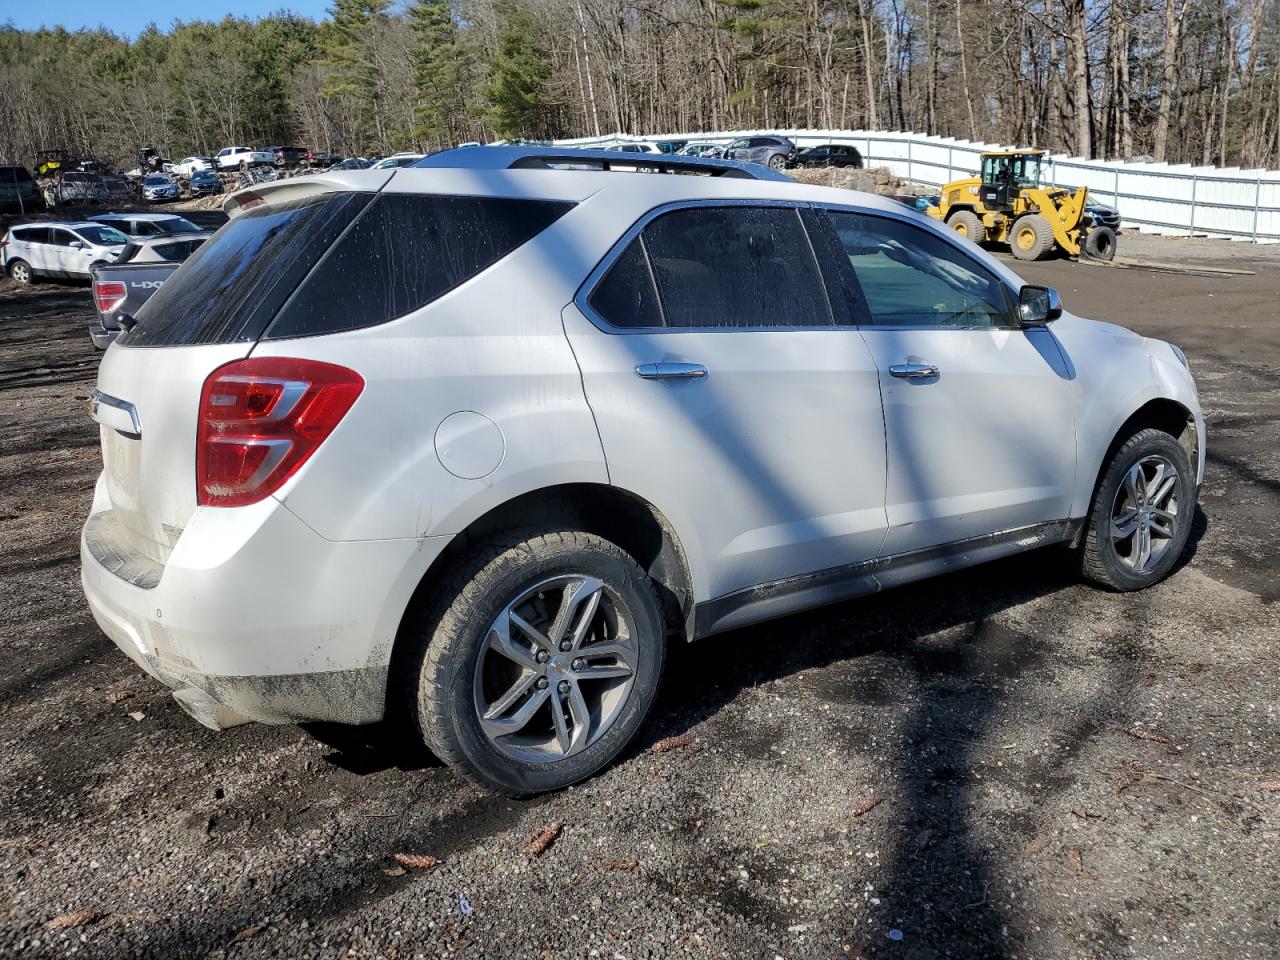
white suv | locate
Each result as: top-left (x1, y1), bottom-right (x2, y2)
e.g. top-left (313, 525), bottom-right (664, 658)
top-left (81, 147), bottom-right (1204, 795)
top-left (3, 221), bottom-right (128, 282)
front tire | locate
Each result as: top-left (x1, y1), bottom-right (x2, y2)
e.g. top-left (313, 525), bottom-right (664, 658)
top-left (1077, 428), bottom-right (1195, 590)
top-left (1009, 214), bottom-right (1055, 261)
top-left (411, 529), bottom-right (666, 795)
top-left (947, 209), bottom-right (985, 242)
top-left (768, 154), bottom-right (788, 169)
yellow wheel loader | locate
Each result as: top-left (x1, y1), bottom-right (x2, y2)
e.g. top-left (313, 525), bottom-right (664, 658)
top-left (928, 150), bottom-right (1116, 261)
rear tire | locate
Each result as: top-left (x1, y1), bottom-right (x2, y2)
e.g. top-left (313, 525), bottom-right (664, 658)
top-left (946, 209), bottom-right (985, 242)
top-left (8, 259), bottom-right (32, 284)
top-left (1009, 214), bottom-right (1055, 261)
top-left (1077, 428), bottom-right (1195, 591)
top-left (1083, 225), bottom-right (1118, 261)
top-left (768, 154), bottom-right (788, 170)
top-left (410, 529), bottom-right (667, 796)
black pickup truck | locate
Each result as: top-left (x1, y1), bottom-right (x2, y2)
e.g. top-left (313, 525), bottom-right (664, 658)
top-left (88, 232), bottom-right (210, 349)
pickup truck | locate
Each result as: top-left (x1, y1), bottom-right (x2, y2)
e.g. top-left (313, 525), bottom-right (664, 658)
top-left (87, 231), bottom-right (211, 349)
top-left (214, 146), bottom-right (274, 170)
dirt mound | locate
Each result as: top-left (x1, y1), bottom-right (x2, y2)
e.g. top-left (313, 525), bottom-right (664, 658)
top-left (788, 164), bottom-right (924, 196)
top-left (172, 194), bottom-right (228, 212)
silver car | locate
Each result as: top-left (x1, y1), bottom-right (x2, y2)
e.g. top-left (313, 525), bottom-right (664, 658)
top-left (141, 174), bottom-right (179, 203)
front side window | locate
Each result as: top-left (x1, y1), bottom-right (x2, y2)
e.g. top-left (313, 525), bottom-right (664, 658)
top-left (588, 205), bottom-right (831, 330)
top-left (826, 210), bottom-right (1015, 329)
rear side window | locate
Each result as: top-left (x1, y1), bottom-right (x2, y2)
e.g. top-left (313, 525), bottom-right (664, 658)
top-left (589, 205), bottom-right (831, 330)
top-left (116, 242), bottom-right (141, 264)
top-left (121, 192), bottom-right (370, 347)
top-left (265, 194), bottom-right (573, 340)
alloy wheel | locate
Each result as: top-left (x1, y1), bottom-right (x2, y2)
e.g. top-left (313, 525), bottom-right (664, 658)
top-left (1110, 454), bottom-right (1181, 574)
top-left (11, 262), bottom-right (30, 283)
top-left (473, 574), bottom-right (638, 763)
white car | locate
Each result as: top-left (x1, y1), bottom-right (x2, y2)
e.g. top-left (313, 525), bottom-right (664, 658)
top-left (371, 153), bottom-right (426, 169)
top-left (2, 220), bottom-right (128, 282)
top-left (169, 156), bottom-right (214, 177)
top-left (81, 147), bottom-right (1204, 795)
top-left (88, 212), bottom-right (204, 238)
top-left (214, 146), bottom-right (274, 170)
top-left (612, 142), bottom-right (661, 154)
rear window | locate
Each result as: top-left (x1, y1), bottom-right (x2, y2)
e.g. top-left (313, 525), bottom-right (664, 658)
top-left (264, 194), bottom-right (573, 340)
top-left (120, 192), bottom-right (371, 347)
top-left (0, 166), bottom-right (32, 182)
top-left (155, 217), bottom-right (200, 234)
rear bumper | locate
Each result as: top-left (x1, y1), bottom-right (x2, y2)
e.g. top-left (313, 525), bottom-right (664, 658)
top-left (88, 318), bottom-right (117, 351)
top-left (80, 476), bottom-right (452, 726)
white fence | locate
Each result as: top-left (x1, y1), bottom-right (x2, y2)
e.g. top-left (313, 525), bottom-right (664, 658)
top-left (553, 129), bottom-right (1280, 244)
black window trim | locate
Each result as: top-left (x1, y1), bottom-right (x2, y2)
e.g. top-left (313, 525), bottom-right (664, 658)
top-left (576, 198), bottom-right (841, 335)
top-left (811, 201), bottom-right (1023, 331)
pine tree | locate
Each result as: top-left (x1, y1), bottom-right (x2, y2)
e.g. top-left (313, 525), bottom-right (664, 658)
top-left (484, 4), bottom-right (558, 140)
top-left (409, 0), bottom-right (464, 146)
top-left (320, 0), bottom-right (389, 146)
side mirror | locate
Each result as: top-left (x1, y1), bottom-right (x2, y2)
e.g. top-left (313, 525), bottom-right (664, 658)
top-left (69, 240), bottom-right (85, 250)
top-left (1018, 285), bottom-right (1062, 326)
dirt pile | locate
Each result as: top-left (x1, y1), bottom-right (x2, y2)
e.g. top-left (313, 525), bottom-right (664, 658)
top-left (788, 164), bottom-right (925, 195)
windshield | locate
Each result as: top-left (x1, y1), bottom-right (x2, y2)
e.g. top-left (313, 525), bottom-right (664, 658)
top-left (155, 217), bottom-right (201, 234)
top-left (75, 225), bottom-right (129, 246)
top-left (144, 175), bottom-right (169, 185)
top-left (982, 154), bottom-right (1042, 189)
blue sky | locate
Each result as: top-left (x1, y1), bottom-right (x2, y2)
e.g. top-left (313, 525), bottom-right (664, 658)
top-left (3, 1), bottom-right (335, 36)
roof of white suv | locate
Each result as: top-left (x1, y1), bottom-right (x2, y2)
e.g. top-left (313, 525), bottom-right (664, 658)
top-left (89, 212), bottom-right (192, 223)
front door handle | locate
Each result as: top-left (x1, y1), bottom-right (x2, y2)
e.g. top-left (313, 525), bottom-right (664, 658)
top-left (888, 361), bottom-right (940, 380)
top-left (635, 362), bottom-right (708, 380)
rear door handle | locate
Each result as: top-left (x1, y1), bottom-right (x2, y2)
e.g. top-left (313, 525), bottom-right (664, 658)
top-left (888, 361), bottom-right (940, 380)
top-left (635, 362), bottom-right (708, 380)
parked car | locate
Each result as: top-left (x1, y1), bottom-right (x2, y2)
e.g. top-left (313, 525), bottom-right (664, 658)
top-left (48, 171), bottom-right (110, 205)
top-left (614, 142), bottom-right (661, 154)
top-left (81, 146), bottom-right (1202, 796)
top-left (653, 140), bottom-right (688, 154)
top-left (0, 164), bottom-right (37, 209)
top-left (188, 169), bottom-right (223, 197)
top-left (790, 143), bottom-right (864, 169)
top-left (371, 153), bottom-right (426, 169)
top-left (722, 135), bottom-right (796, 169)
top-left (214, 146), bottom-right (274, 170)
top-left (887, 194), bottom-right (941, 213)
top-left (307, 149), bottom-right (341, 168)
top-left (264, 146), bottom-right (310, 167)
top-left (169, 156), bottom-right (214, 177)
top-left (87, 231), bottom-right (213, 349)
top-left (1085, 203), bottom-right (1122, 231)
top-left (326, 157), bottom-right (372, 171)
top-left (677, 142), bottom-right (724, 158)
top-left (88, 212), bottom-right (203, 238)
top-left (3, 221), bottom-right (127, 282)
top-left (141, 173), bottom-right (180, 203)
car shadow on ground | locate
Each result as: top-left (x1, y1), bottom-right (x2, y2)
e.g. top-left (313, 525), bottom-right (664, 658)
top-left (639, 520), bottom-right (1201, 956)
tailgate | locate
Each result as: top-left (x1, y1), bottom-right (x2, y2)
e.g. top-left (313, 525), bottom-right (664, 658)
top-left (93, 342), bottom-right (252, 565)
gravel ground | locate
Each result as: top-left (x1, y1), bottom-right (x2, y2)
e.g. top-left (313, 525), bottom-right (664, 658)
top-left (1, 230), bottom-right (1278, 960)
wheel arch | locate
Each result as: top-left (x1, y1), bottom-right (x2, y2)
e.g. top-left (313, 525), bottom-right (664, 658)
top-left (1075, 397), bottom-right (1198, 545)
top-left (386, 482), bottom-right (697, 712)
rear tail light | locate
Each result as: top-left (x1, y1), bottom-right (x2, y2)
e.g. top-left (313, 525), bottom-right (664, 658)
top-left (93, 280), bottom-right (127, 314)
top-left (197, 357), bottom-right (364, 507)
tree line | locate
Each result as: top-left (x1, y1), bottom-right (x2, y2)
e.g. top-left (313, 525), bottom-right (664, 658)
top-left (1, 0), bottom-right (1277, 172)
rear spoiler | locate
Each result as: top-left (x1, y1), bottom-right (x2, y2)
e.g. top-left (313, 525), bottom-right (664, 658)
top-left (222, 170), bottom-right (395, 219)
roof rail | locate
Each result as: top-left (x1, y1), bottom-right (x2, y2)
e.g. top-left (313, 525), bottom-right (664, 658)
top-left (415, 145), bottom-right (792, 182)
